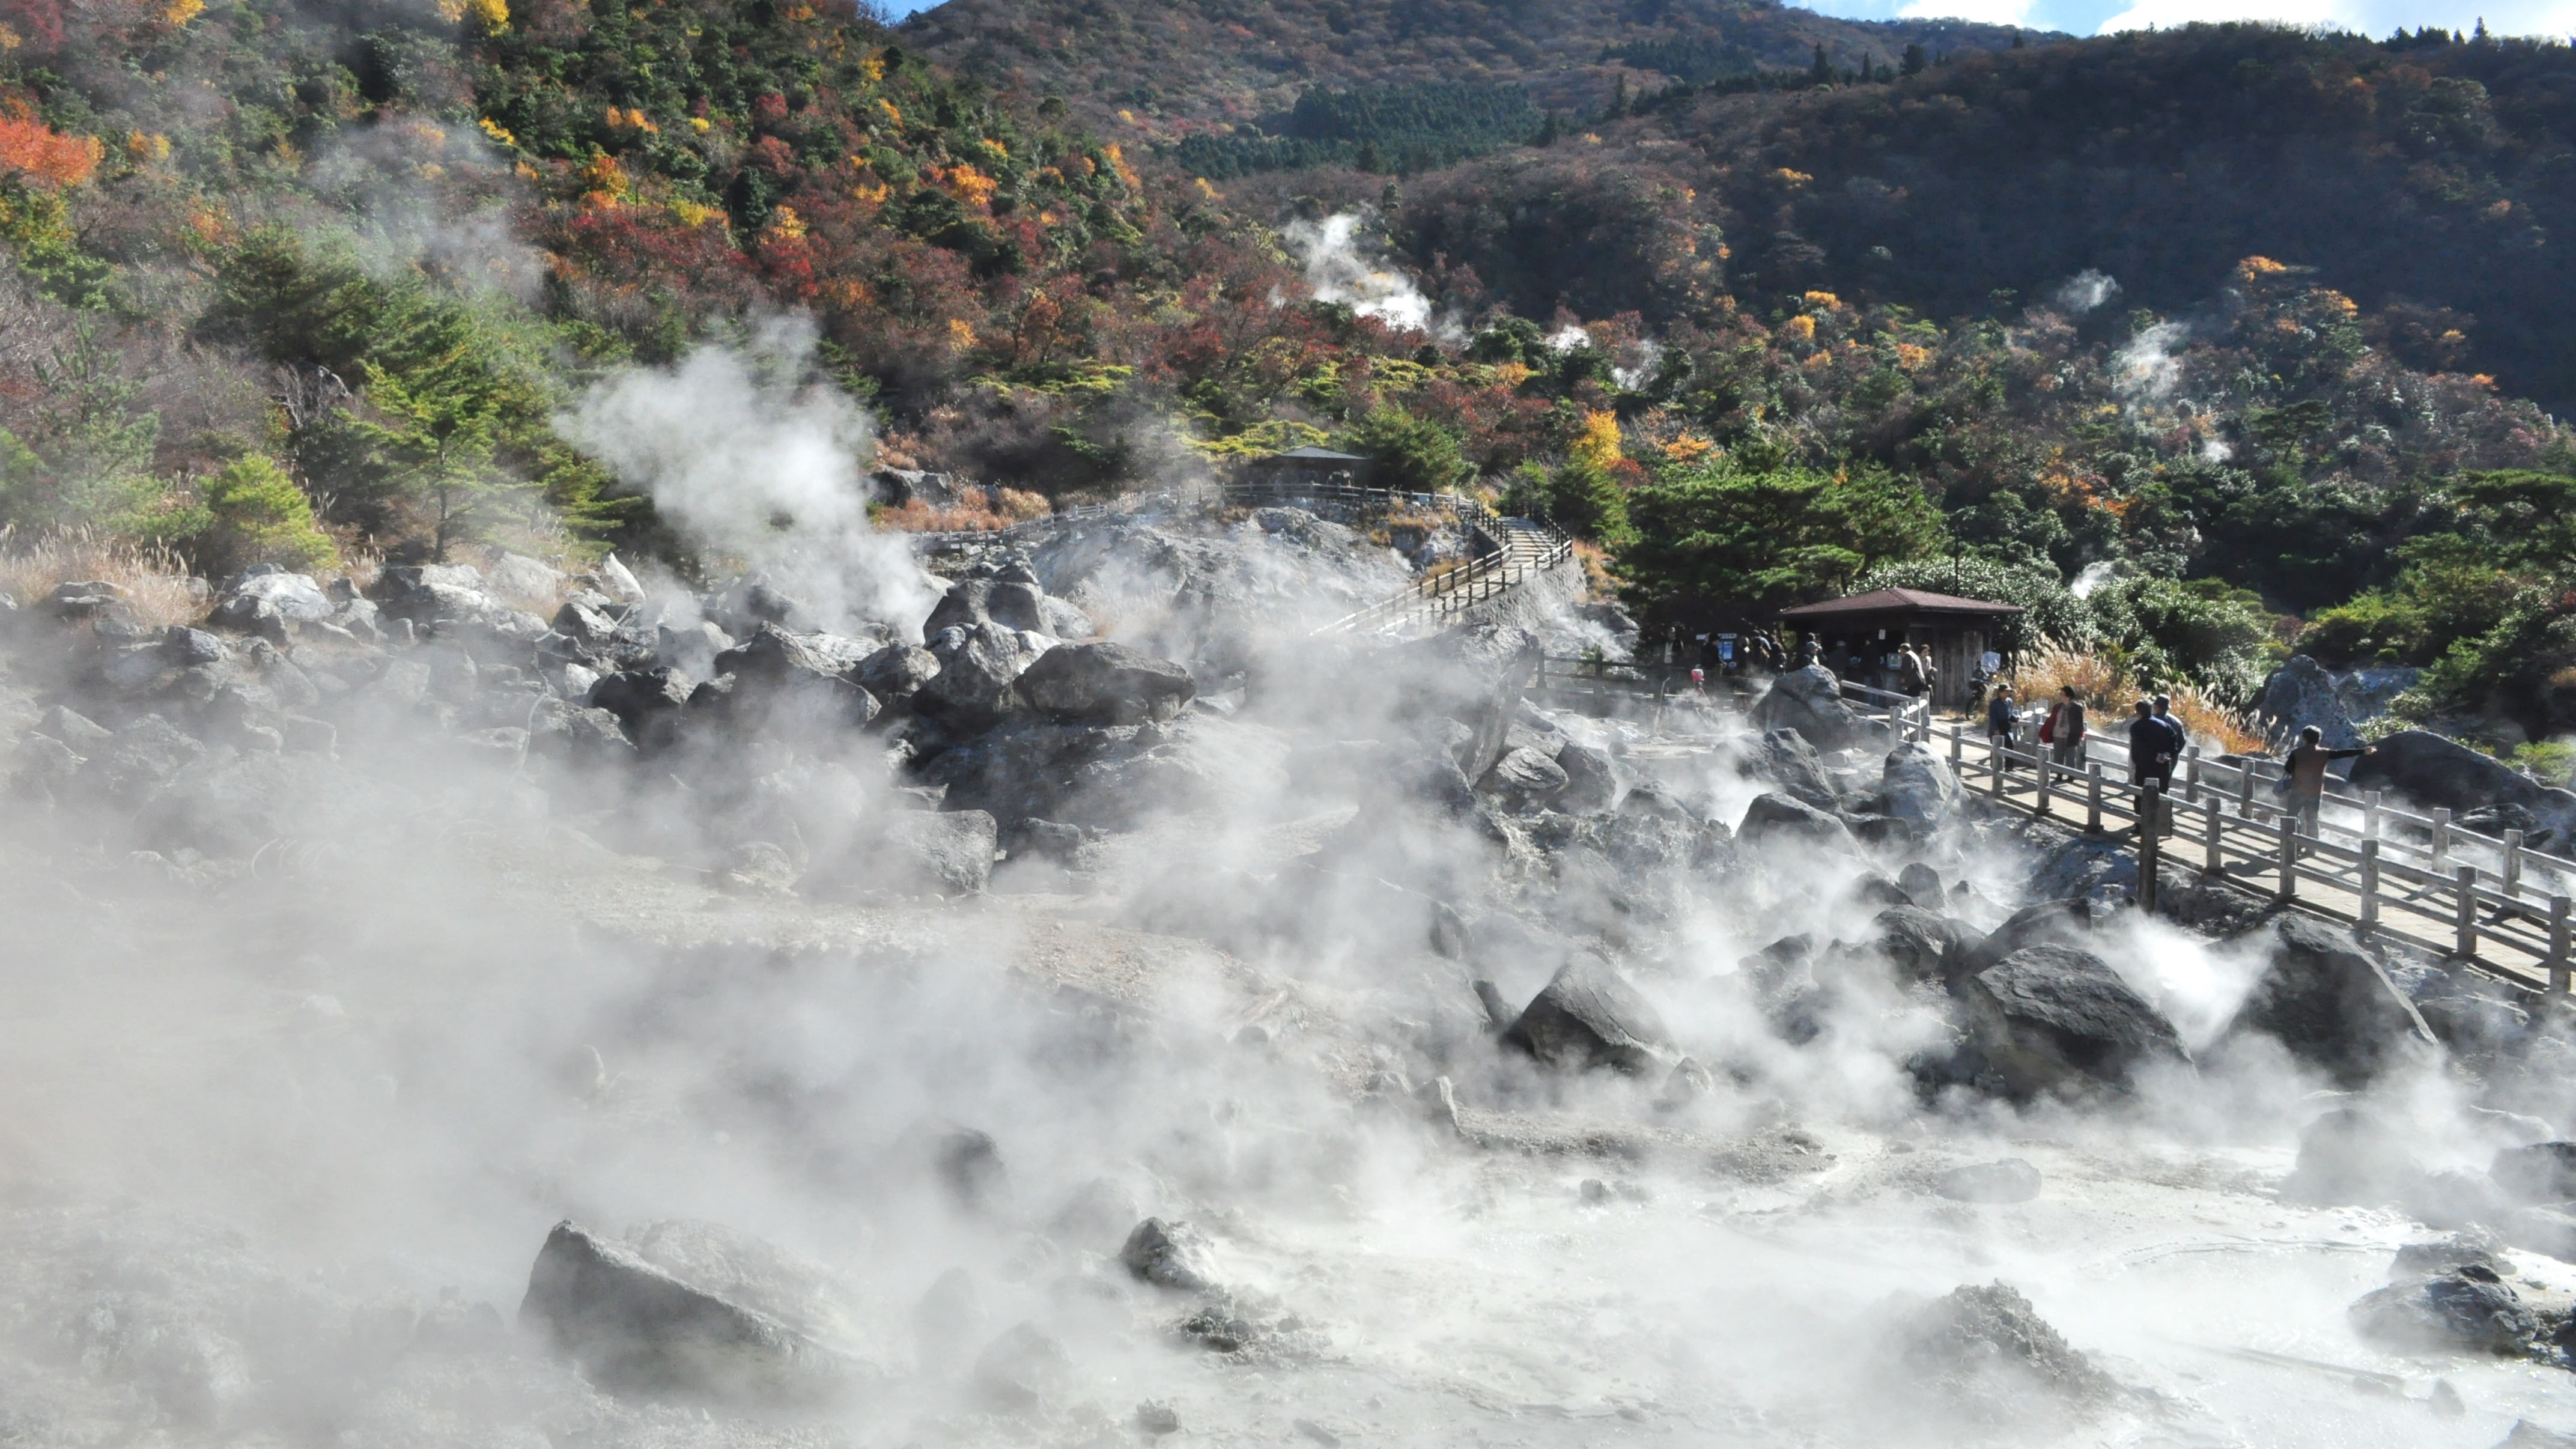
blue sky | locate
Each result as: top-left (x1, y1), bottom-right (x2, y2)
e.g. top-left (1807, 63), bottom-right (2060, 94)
top-left (882, 0), bottom-right (2575, 38)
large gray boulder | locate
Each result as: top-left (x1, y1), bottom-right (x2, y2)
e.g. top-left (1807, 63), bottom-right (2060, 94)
top-left (1737, 791), bottom-right (1855, 852)
top-left (1013, 641), bottom-right (1195, 724)
top-left (2256, 655), bottom-right (2362, 749)
top-left (919, 622), bottom-right (1049, 723)
top-left (1957, 944), bottom-right (2188, 1098)
top-left (1387, 622), bottom-right (1542, 785)
top-left (855, 643), bottom-right (940, 707)
top-left (1555, 737), bottom-right (1623, 812)
top-left (518, 1221), bottom-right (860, 1404)
top-left (2348, 1265), bottom-right (2537, 1355)
top-left (2348, 729), bottom-right (2576, 838)
top-left (375, 563), bottom-right (505, 628)
top-left (1880, 743), bottom-right (1962, 830)
top-left (1745, 727), bottom-right (1839, 812)
top-left (1501, 952), bottom-right (1675, 1075)
top-left (2225, 915), bottom-right (2436, 1087)
top-left (709, 624), bottom-right (881, 731)
top-left (1749, 664), bottom-right (1886, 751)
top-left (2492, 1143), bottom-right (2576, 1204)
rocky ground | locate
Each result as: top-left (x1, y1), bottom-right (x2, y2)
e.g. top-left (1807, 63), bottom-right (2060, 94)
top-left (6, 518), bottom-right (2576, 1447)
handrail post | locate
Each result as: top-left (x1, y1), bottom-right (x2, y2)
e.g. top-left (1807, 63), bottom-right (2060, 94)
top-left (2552, 896), bottom-right (2572, 995)
top-left (2363, 789), bottom-right (2381, 840)
top-left (2432, 808), bottom-right (2452, 869)
top-left (2359, 839), bottom-right (2381, 935)
top-left (1948, 721), bottom-right (1962, 766)
top-left (1989, 736), bottom-right (2005, 798)
top-left (2138, 786), bottom-right (2161, 913)
top-left (2086, 763), bottom-right (2103, 834)
top-left (2505, 829), bottom-right (2526, 902)
top-left (2455, 865), bottom-right (2480, 962)
top-left (2184, 746), bottom-right (2202, 804)
top-left (2277, 822), bottom-right (2297, 901)
top-left (2036, 752), bottom-right (2054, 817)
top-left (2237, 762), bottom-right (2255, 819)
top-left (2204, 797), bottom-right (2223, 875)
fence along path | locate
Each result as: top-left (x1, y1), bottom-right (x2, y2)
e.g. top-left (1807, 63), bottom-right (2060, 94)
top-left (1841, 687), bottom-right (2576, 995)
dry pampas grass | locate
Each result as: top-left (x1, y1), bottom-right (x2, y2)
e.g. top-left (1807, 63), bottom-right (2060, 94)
top-left (0, 527), bottom-right (210, 628)
top-left (2000, 641), bottom-right (2267, 755)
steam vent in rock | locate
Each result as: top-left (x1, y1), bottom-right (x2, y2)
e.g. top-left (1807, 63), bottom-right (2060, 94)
top-left (13, 7), bottom-right (2576, 1445)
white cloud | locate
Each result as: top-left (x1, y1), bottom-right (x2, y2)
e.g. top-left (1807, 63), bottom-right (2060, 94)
top-left (1900, 0), bottom-right (2037, 23)
top-left (2096, 0), bottom-right (2576, 31)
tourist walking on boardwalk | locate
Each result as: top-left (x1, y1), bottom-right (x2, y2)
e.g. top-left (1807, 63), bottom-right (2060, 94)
top-left (1985, 684), bottom-right (2020, 767)
top-left (2040, 685), bottom-right (2086, 771)
top-left (1898, 643), bottom-right (1928, 699)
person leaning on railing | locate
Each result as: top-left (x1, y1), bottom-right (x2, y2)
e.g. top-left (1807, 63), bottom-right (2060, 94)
top-left (2281, 724), bottom-right (2375, 844)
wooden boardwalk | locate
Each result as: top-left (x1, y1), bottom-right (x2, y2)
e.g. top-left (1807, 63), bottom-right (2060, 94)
top-left (1882, 698), bottom-right (2576, 995)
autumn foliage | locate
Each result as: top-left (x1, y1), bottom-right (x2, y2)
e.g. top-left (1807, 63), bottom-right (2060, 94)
top-left (0, 103), bottom-right (98, 187)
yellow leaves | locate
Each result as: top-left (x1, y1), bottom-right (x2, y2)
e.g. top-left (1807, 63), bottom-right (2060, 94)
top-left (1580, 132), bottom-right (1602, 145)
top-left (1193, 176), bottom-right (1220, 201)
top-left (2472, 374), bottom-right (2497, 389)
top-left (1076, 156), bottom-right (1096, 177)
top-left (2236, 255), bottom-right (2289, 280)
top-left (1117, 108), bottom-right (1137, 126)
top-left (2441, 328), bottom-right (2467, 345)
top-left (1781, 314), bottom-right (1816, 344)
top-left (1036, 208), bottom-right (1059, 225)
top-left (478, 117), bottom-right (517, 147)
top-left (123, 131), bottom-right (170, 163)
top-left (184, 202), bottom-right (233, 248)
top-left (579, 151), bottom-right (629, 203)
top-left (1662, 432), bottom-right (1716, 464)
top-left (822, 278), bottom-right (875, 311)
top-left (2485, 199), bottom-right (2514, 221)
top-left (764, 204), bottom-right (807, 242)
top-left (462, 0), bottom-right (506, 32)
top-left (690, 116), bottom-right (711, 133)
top-left (851, 179), bottom-right (890, 205)
top-left (161, 0), bottom-right (204, 25)
top-left (1571, 409), bottom-right (1623, 472)
top-left (1772, 167), bottom-right (1812, 188)
top-left (606, 106), bottom-right (658, 135)
top-left (1103, 142), bottom-right (1139, 189)
top-left (878, 99), bottom-right (903, 127)
top-left (1802, 290), bottom-right (1842, 311)
top-left (940, 163), bottom-right (998, 208)
top-left (669, 198), bottom-right (720, 228)
top-left (1894, 342), bottom-right (1931, 371)
top-left (782, 2), bottom-right (813, 17)
top-left (979, 138), bottom-right (1009, 161)
top-left (0, 23), bottom-right (18, 48)
top-left (948, 318), bottom-right (979, 351)
top-left (1494, 362), bottom-right (1533, 387)
top-left (860, 50), bottom-right (886, 82)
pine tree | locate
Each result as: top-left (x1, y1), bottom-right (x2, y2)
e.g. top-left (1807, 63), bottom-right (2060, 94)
top-left (1900, 42), bottom-right (1928, 76)
top-left (1809, 42), bottom-right (1833, 85)
top-left (1610, 73), bottom-right (1630, 117)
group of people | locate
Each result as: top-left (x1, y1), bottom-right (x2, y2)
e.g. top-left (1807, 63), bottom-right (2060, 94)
top-left (1979, 684), bottom-right (2376, 840)
top-left (1981, 685), bottom-right (2186, 786)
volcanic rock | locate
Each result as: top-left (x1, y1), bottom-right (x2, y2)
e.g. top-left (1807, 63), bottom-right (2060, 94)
top-left (1956, 944), bottom-right (2187, 1098)
top-left (2226, 915), bottom-right (2436, 1087)
top-left (919, 622), bottom-right (1048, 723)
top-left (1501, 952), bottom-right (1675, 1075)
top-left (875, 810), bottom-right (999, 896)
top-left (518, 1221), bottom-right (858, 1403)
top-left (2349, 729), bottom-right (2576, 837)
top-left (1749, 664), bottom-right (1885, 751)
top-left (855, 643), bottom-right (941, 708)
top-left (1012, 640), bottom-right (1196, 724)
top-left (970, 1322), bottom-right (1075, 1411)
top-left (1119, 1218), bottom-right (1218, 1292)
top-left (1737, 791), bottom-right (1856, 852)
top-left (1880, 742), bottom-right (1963, 830)
top-left (2283, 1108), bottom-right (2424, 1206)
top-left (2349, 1265), bottom-right (2536, 1354)
top-left (2492, 1142), bottom-right (2576, 1204)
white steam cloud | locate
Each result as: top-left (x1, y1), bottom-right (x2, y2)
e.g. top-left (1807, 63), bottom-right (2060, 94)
top-left (1280, 213), bottom-right (1447, 337)
top-left (558, 315), bottom-right (941, 637)
top-left (2053, 268), bottom-right (2122, 317)
top-left (2114, 320), bottom-right (2192, 406)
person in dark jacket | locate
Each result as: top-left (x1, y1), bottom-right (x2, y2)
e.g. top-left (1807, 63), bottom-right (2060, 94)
top-left (2127, 699), bottom-right (2178, 797)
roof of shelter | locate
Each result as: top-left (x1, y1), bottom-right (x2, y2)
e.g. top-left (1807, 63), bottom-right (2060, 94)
top-left (1776, 587), bottom-right (2026, 621)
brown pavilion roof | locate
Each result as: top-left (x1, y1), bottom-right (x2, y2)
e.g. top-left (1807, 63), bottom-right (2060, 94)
top-left (1776, 587), bottom-right (2025, 621)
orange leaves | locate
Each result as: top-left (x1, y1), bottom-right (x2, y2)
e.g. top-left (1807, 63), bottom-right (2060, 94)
top-left (939, 163), bottom-right (998, 209)
top-left (0, 106), bottom-right (100, 188)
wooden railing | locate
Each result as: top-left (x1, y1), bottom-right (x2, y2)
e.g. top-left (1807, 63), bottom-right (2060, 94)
top-left (1916, 713), bottom-right (2575, 992)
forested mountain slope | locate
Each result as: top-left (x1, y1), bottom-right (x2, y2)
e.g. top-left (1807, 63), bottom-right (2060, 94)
top-left (899, 0), bottom-right (2032, 130)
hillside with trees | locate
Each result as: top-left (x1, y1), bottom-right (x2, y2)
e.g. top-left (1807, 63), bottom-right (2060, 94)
top-left (5, 0), bottom-right (2576, 751)
top-left (899, 0), bottom-right (2031, 134)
